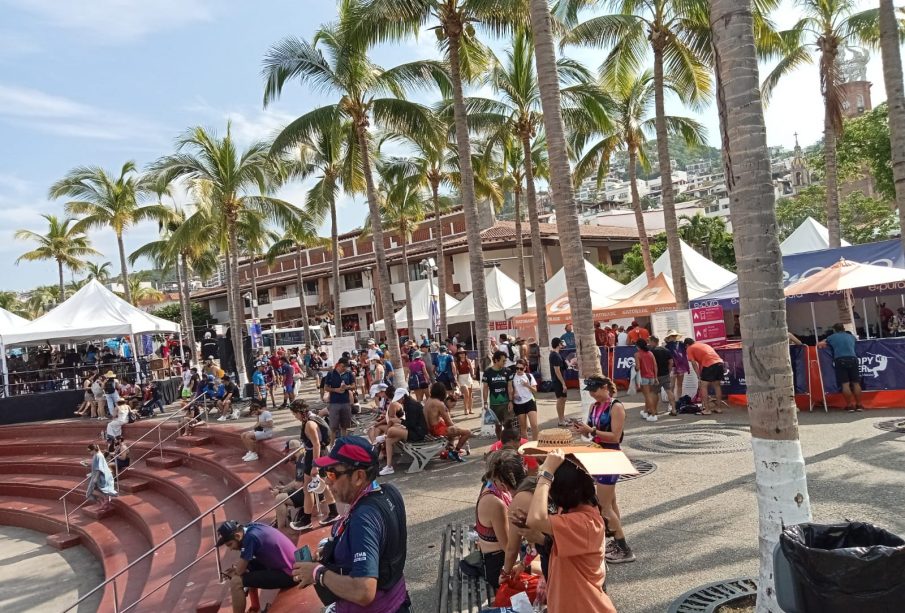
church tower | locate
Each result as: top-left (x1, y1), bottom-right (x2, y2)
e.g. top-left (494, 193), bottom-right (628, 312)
top-left (790, 133), bottom-right (810, 195)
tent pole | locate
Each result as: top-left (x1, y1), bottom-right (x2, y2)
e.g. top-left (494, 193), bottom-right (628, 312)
top-left (847, 290), bottom-right (856, 339)
top-left (130, 328), bottom-right (142, 384)
top-left (811, 302), bottom-right (828, 413)
top-left (0, 341), bottom-right (8, 398)
top-left (178, 330), bottom-right (185, 364)
top-left (863, 299), bottom-right (871, 339)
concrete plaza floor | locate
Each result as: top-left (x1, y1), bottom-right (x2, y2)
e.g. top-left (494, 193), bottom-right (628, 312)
top-left (258, 379), bottom-right (905, 612)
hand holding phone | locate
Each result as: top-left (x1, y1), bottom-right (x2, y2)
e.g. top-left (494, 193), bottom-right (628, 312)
top-left (294, 545), bottom-right (313, 563)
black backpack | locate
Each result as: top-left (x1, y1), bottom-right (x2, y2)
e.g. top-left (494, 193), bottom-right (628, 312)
top-left (103, 379), bottom-right (116, 394)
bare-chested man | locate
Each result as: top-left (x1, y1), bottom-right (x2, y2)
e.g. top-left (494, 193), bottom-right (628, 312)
top-left (424, 382), bottom-right (471, 462)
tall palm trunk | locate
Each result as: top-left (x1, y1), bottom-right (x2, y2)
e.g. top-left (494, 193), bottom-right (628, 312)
top-left (879, 0), bottom-right (905, 254)
top-left (710, 5), bottom-right (812, 611)
top-left (824, 110), bottom-right (842, 247)
top-left (652, 42), bottom-right (688, 304)
top-left (227, 223), bottom-right (248, 385)
top-left (355, 123), bottom-right (403, 379)
top-left (330, 194), bottom-right (342, 335)
top-left (57, 260), bottom-right (65, 302)
top-left (513, 187), bottom-right (529, 313)
top-left (175, 256), bottom-right (187, 342)
top-left (529, 0), bottom-right (601, 380)
top-left (522, 134), bottom-right (549, 349)
top-left (249, 252), bottom-right (260, 322)
top-left (179, 253), bottom-right (196, 363)
top-left (116, 231), bottom-right (132, 303)
top-left (400, 234), bottom-right (415, 335)
top-left (446, 25), bottom-right (489, 358)
top-left (629, 145), bottom-right (655, 281)
top-left (295, 248), bottom-right (312, 343)
top-left (431, 180), bottom-right (448, 338)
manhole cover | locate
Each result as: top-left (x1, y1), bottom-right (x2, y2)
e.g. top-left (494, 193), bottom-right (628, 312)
top-left (619, 458), bottom-right (656, 482)
top-left (667, 577), bottom-right (757, 613)
top-left (873, 419), bottom-right (905, 432)
top-left (628, 424), bottom-right (751, 455)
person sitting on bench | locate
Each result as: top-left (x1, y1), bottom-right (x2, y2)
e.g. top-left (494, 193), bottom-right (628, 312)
top-left (380, 388), bottom-right (428, 476)
top-left (424, 382), bottom-right (470, 462)
top-left (216, 519), bottom-right (296, 613)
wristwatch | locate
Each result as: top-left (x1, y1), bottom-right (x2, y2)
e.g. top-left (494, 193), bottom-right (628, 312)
top-left (539, 470), bottom-right (555, 482)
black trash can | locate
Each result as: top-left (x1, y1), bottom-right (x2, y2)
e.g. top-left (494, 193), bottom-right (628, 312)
top-left (780, 521), bottom-right (905, 613)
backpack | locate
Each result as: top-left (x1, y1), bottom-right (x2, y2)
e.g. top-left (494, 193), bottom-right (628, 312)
top-left (676, 394), bottom-right (701, 414)
top-left (504, 342), bottom-right (515, 362)
top-left (103, 379), bottom-right (116, 394)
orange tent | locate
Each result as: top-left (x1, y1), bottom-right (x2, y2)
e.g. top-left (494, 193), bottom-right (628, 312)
top-left (595, 273), bottom-right (679, 319)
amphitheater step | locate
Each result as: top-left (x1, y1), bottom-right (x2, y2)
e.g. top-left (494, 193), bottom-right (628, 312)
top-left (177, 434), bottom-right (213, 447)
top-left (81, 502), bottom-right (115, 520)
top-left (46, 531), bottom-right (81, 550)
top-left (118, 478), bottom-right (151, 494)
top-left (146, 455), bottom-right (183, 469)
top-left (194, 598), bottom-right (222, 613)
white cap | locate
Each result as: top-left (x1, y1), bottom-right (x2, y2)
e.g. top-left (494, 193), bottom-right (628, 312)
top-left (369, 383), bottom-right (388, 397)
top-left (392, 388), bottom-right (408, 402)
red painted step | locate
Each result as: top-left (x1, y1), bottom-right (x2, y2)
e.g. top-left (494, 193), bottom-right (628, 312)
top-left (146, 455), bottom-right (183, 469)
top-left (81, 502), bottom-right (115, 520)
top-left (118, 478), bottom-right (151, 493)
top-left (177, 434), bottom-right (213, 446)
top-left (46, 531), bottom-right (81, 550)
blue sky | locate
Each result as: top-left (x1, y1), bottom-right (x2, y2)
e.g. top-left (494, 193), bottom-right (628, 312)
top-left (0, 0), bottom-right (888, 291)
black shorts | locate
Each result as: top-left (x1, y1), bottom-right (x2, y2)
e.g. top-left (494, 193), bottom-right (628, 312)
top-left (551, 380), bottom-right (567, 399)
top-left (834, 356), bottom-right (861, 385)
top-left (288, 488), bottom-right (306, 508)
top-left (513, 399), bottom-right (536, 416)
top-left (700, 363), bottom-right (725, 383)
top-left (242, 559), bottom-right (296, 589)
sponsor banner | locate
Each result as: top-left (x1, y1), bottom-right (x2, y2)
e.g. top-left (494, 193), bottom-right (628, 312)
top-left (492, 320), bottom-right (511, 331)
top-left (613, 346), bottom-right (636, 381)
top-left (248, 322), bottom-right (263, 350)
top-left (715, 345), bottom-right (809, 396)
top-left (817, 338), bottom-right (905, 393)
top-left (600, 347), bottom-right (609, 379)
top-left (790, 344), bottom-right (808, 395)
top-left (694, 322), bottom-right (727, 343)
top-left (692, 305), bottom-right (723, 324)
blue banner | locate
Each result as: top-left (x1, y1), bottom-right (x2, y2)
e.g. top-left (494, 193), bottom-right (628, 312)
top-left (613, 346), bottom-right (635, 380)
top-left (790, 344), bottom-right (808, 394)
top-left (600, 347), bottom-right (609, 379)
top-left (817, 338), bottom-right (905, 393)
top-left (717, 348), bottom-right (747, 394)
top-left (690, 239), bottom-right (905, 310)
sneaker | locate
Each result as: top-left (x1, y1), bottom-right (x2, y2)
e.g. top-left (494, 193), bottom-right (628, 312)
top-left (846, 406), bottom-right (856, 412)
top-left (243, 452), bottom-right (259, 462)
top-left (668, 409), bottom-right (677, 416)
top-left (217, 415), bottom-right (228, 422)
top-left (229, 414), bottom-right (239, 420)
top-left (448, 449), bottom-right (466, 463)
top-left (640, 410), bottom-right (649, 419)
top-left (373, 434), bottom-right (386, 444)
top-left (855, 405), bottom-right (864, 412)
top-left (605, 539), bottom-right (618, 554)
top-left (241, 451), bottom-right (254, 460)
top-left (379, 465), bottom-right (395, 476)
top-left (606, 544), bottom-right (636, 564)
top-left (290, 520), bottom-right (313, 531)
top-left (646, 414), bottom-right (658, 422)
top-left (318, 512), bottom-right (340, 526)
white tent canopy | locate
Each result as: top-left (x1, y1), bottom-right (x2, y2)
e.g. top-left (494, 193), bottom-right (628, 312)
top-left (780, 216), bottom-right (850, 255)
top-left (373, 280), bottom-right (459, 333)
top-left (525, 259), bottom-right (625, 309)
top-left (1, 280), bottom-right (180, 347)
top-left (447, 267), bottom-right (530, 324)
top-left (0, 307), bottom-right (28, 333)
top-left (609, 240), bottom-right (736, 302)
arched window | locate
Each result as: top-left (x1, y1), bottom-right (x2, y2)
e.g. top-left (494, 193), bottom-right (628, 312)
top-left (795, 171), bottom-right (802, 186)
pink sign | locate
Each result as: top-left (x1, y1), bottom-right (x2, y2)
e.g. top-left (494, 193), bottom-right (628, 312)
top-left (692, 305), bottom-right (723, 324)
top-left (694, 322), bottom-right (727, 343)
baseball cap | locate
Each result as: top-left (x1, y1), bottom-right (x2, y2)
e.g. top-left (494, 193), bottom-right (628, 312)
top-left (583, 376), bottom-right (608, 391)
top-left (392, 387), bottom-right (408, 402)
top-left (367, 338), bottom-right (376, 345)
top-left (412, 350), bottom-right (423, 359)
top-left (215, 520), bottom-right (241, 547)
top-left (314, 436), bottom-right (378, 468)
top-left (438, 346), bottom-right (447, 353)
top-left (369, 383), bottom-right (388, 397)
top-left (206, 355), bottom-right (214, 360)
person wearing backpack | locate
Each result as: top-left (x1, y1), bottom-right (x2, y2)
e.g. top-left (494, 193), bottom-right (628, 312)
top-left (102, 371), bottom-right (119, 418)
top-left (434, 346), bottom-right (455, 391)
top-left (498, 334), bottom-right (515, 370)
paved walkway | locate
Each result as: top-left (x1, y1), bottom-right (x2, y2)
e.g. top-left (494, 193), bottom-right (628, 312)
top-left (0, 525), bottom-right (104, 612)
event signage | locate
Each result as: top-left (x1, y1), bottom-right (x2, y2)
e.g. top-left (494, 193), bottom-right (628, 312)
top-left (493, 321), bottom-right (511, 331)
top-left (713, 346), bottom-right (808, 395)
top-left (816, 338), bottom-right (905, 393)
top-left (248, 322), bottom-right (263, 350)
top-left (613, 346), bottom-right (636, 381)
top-left (651, 309), bottom-right (694, 340)
top-left (691, 305), bottom-right (726, 343)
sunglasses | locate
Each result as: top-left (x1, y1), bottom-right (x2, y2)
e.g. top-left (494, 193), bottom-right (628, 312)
top-left (516, 366), bottom-right (525, 370)
top-left (324, 467), bottom-right (355, 481)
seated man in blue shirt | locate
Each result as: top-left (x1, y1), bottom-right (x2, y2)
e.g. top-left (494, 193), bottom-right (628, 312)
top-left (216, 519), bottom-right (296, 613)
top-left (292, 436), bottom-right (411, 612)
top-left (818, 323), bottom-right (863, 412)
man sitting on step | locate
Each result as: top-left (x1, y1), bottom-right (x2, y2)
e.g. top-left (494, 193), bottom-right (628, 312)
top-left (216, 519), bottom-right (296, 613)
top-left (240, 399), bottom-right (273, 462)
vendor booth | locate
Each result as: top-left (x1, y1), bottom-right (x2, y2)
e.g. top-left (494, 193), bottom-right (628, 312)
top-left (372, 281), bottom-right (459, 339)
top-left (446, 267), bottom-right (528, 346)
top-left (779, 217), bottom-right (850, 255)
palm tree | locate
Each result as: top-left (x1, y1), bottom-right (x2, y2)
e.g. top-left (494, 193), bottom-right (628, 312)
top-left (879, 0), bottom-right (905, 254)
top-left (85, 261), bottom-right (113, 283)
top-left (267, 210), bottom-right (331, 344)
top-left (24, 285), bottom-right (60, 318)
top-left (274, 115), bottom-right (363, 333)
top-left (147, 125), bottom-right (298, 385)
top-left (573, 68), bottom-right (706, 281)
top-left (262, 1), bottom-right (447, 374)
top-left (710, 3), bottom-right (812, 611)
top-left (763, 0), bottom-right (879, 248)
top-left (48, 161), bottom-right (170, 303)
top-left (15, 214), bottom-right (100, 300)
top-left (123, 276), bottom-right (164, 306)
top-left (0, 292), bottom-right (27, 318)
top-left (239, 210), bottom-right (280, 329)
top-left (527, 0), bottom-right (602, 377)
top-left (565, 0), bottom-right (714, 306)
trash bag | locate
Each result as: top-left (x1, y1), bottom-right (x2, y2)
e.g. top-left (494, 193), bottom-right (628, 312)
top-left (780, 521), bottom-right (905, 613)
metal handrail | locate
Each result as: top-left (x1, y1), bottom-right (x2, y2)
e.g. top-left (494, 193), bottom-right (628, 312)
top-left (62, 448), bottom-right (298, 613)
top-left (117, 480), bottom-right (311, 613)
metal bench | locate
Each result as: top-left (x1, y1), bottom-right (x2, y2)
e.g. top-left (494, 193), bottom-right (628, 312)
top-left (397, 435), bottom-right (447, 473)
top-left (436, 523), bottom-right (494, 613)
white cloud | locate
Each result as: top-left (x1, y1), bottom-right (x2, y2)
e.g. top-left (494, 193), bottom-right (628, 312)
top-left (3, 0), bottom-right (213, 43)
top-left (0, 83), bottom-right (165, 142)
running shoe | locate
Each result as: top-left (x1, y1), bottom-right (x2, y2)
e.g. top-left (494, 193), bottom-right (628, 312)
top-left (318, 512), bottom-right (340, 526)
top-left (640, 410), bottom-right (649, 419)
top-left (290, 519), bottom-right (313, 531)
top-left (379, 465), bottom-right (395, 476)
top-left (646, 414), bottom-right (658, 422)
top-left (217, 415), bottom-right (228, 422)
top-left (606, 545), bottom-right (636, 564)
top-left (243, 452), bottom-right (259, 462)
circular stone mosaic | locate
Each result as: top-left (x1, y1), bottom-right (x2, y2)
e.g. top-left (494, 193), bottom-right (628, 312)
top-left (667, 577), bottom-right (757, 613)
top-left (619, 458), bottom-right (657, 482)
top-left (628, 424), bottom-right (751, 455)
top-left (873, 418), bottom-right (905, 433)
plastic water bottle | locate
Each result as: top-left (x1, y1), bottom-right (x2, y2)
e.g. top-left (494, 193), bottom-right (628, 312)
top-left (532, 577), bottom-right (546, 612)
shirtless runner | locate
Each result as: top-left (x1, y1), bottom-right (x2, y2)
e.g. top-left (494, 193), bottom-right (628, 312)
top-left (424, 382), bottom-right (471, 462)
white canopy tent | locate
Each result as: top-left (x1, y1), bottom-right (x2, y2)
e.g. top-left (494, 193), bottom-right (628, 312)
top-left (524, 259), bottom-right (625, 309)
top-left (609, 240), bottom-right (736, 301)
top-left (780, 217), bottom-right (850, 255)
top-left (373, 281), bottom-right (459, 333)
top-left (447, 267), bottom-right (531, 324)
top-left (0, 307), bottom-right (28, 332)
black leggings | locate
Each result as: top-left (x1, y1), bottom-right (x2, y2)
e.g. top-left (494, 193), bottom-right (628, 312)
top-left (482, 549), bottom-right (505, 591)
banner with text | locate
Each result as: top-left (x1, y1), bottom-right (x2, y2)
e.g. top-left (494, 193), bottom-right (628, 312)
top-left (651, 309), bottom-right (693, 340)
top-left (613, 346), bottom-right (636, 381)
top-left (816, 338), bottom-right (905, 393)
top-left (692, 305), bottom-right (726, 343)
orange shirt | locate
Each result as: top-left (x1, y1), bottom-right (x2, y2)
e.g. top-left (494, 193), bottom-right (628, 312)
top-left (637, 327), bottom-right (650, 341)
top-left (686, 342), bottom-right (723, 368)
top-left (547, 506), bottom-right (617, 613)
top-left (627, 327), bottom-right (641, 344)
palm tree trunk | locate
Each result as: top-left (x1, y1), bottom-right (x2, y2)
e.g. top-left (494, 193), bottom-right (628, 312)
top-left (116, 231), bottom-right (132, 303)
top-left (227, 224), bottom-right (248, 385)
top-left (296, 248), bottom-right (312, 342)
top-left (824, 108), bottom-right (842, 248)
top-left (652, 43), bottom-right (688, 305)
top-left (528, 0), bottom-right (600, 380)
top-left (57, 260), bottom-right (65, 302)
top-left (178, 254), bottom-right (196, 364)
top-left (249, 252), bottom-right (260, 321)
top-left (879, 0), bottom-right (905, 254)
top-left (710, 6), bottom-right (812, 612)
top-left (629, 145), bottom-right (655, 281)
top-left (330, 193), bottom-right (342, 335)
top-left (447, 26), bottom-right (489, 359)
top-left (431, 180), bottom-right (448, 339)
top-left (401, 236), bottom-right (414, 335)
top-left (522, 134), bottom-right (549, 348)
top-left (513, 187), bottom-right (528, 313)
top-left (356, 123), bottom-right (403, 379)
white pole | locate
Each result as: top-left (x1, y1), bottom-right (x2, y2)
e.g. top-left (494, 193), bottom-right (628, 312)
top-left (130, 327), bottom-right (142, 384)
top-left (847, 290), bottom-right (857, 339)
top-left (811, 302), bottom-right (828, 413)
top-left (178, 330), bottom-right (185, 364)
top-left (0, 340), bottom-right (8, 397)
top-left (863, 299), bottom-right (871, 339)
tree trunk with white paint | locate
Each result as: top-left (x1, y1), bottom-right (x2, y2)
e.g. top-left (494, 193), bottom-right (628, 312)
top-left (879, 0), bottom-right (905, 256)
